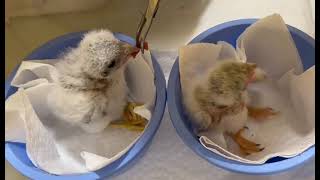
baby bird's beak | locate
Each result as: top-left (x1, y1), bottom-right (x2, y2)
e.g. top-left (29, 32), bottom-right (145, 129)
top-left (245, 67), bottom-right (267, 87)
top-left (121, 43), bottom-right (140, 58)
top-left (251, 67), bottom-right (267, 82)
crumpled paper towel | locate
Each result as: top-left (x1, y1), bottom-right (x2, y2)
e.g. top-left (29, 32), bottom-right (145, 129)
top-left (179, 14), bottom-right (314, 163)
top-left (5, 50), bottom-right (156, 175)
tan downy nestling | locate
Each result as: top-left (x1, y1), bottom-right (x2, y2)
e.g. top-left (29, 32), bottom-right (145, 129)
top-left (190, 60), bottom-right (279, 155)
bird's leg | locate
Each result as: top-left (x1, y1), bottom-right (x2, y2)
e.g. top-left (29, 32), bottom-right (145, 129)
top-left (227, 127), bottom-right (264, 156)
top-left (247, 106), bottom-right (279, 120)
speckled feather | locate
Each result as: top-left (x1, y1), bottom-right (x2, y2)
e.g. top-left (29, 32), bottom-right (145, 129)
top-left (190, 60), bottom-right (265, 131)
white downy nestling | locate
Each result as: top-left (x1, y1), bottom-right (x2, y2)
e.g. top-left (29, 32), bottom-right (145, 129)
top-left (188, 60), bottom-right (279, 155)
top-left (48, 29), bottom-right (140, 133)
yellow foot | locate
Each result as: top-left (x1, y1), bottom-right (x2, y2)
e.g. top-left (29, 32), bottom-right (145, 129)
top-left (227, 127), bottom-right (264, 156)
top-left (247, 106), bottom-right (279, 120)
top-left (109, 102), bottom-right (147, 132)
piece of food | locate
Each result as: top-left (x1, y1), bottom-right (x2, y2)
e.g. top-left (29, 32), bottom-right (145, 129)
top-left (131, 42), bottom-right (149, 58)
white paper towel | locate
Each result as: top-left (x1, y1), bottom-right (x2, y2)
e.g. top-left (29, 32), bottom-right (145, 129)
top-left (179, 14), bottom-right (315, 164)
top-left (5, 50), bottom-right (156, 175)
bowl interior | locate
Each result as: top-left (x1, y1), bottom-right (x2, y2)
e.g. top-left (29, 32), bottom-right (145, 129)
top-left (5, 32), bottom-right (167, 179)
top-left (168, 20), bottom-right (314, 174)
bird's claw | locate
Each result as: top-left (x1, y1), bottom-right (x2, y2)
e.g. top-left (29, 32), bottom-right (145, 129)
top-left (227, 127), bottom-right (264, 156)
top-left (248, 106), bottom-right (279, 120)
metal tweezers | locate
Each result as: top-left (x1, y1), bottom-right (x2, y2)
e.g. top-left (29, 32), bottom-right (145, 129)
top-left (136, 0), bottom-right (160, 52)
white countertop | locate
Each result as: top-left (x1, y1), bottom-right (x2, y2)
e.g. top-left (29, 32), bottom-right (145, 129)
top-left (5, 0), bottom-right (314, 179)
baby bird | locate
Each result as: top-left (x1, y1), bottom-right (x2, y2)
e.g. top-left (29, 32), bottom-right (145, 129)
top-left (48, 29), bottom-right (140, 133)
top-left (189, 60), bottom-right (278, 154)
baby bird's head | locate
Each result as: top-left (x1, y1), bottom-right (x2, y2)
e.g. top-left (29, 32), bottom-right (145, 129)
top-left (78, 30), bottom-right (140, 79)
top-left (195, 60), bottom-right (267, 116)
top-left (214, 60), bottom-right (267, 86)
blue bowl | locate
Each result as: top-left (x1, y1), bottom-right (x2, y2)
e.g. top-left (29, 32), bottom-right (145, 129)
top-left (5, 32), bottom-right (167, 179)
top-left (167, 19), bottom-right (315, 175)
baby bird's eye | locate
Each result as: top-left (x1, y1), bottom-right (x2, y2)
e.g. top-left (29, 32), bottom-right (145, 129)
top-left (108, 61), bottom-right (116, 68)
top-left (217, 105), bottom-right (227, 109)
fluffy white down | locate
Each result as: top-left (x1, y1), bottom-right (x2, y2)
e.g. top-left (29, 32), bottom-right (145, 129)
top-left (47, 68), bottom-right (128, 133)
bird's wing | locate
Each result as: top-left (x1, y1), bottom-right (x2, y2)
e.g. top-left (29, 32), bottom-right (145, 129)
top-left (47, 86), bottom-right (93, 124)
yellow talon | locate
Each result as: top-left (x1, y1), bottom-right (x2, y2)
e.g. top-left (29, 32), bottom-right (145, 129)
top-left (110, 102), bottom-right (147, 132)
top-left (227, 127), bottom-right (264, 156)
top-left (247, 106), bottom-right (279, 120)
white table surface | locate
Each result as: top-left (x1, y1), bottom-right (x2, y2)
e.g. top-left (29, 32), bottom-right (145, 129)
top-left (5, 0), bottom-right (314, 179)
